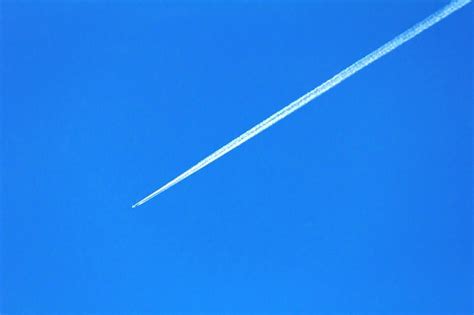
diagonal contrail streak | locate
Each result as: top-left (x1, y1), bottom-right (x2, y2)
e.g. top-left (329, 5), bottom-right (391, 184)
top-left (132, 0), bottom-right (471, 208)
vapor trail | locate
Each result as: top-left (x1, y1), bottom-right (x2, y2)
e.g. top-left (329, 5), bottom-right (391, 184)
top-left (132, 0), bottom-right (470, 208)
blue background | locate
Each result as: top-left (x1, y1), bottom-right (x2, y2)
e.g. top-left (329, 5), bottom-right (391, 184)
top-left (1, 1), bottom-right (472, 314)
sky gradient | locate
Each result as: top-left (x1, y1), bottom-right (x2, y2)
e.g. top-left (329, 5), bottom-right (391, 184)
top-left (1, 1), bottom-right (472, 314)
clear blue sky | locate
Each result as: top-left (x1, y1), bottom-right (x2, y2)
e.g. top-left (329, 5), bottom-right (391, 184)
top-left (1, 1), bottom-right (472, 314)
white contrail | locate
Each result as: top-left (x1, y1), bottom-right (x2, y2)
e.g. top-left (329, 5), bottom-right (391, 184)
top-left (132, 0), bottom-right (471, 208)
